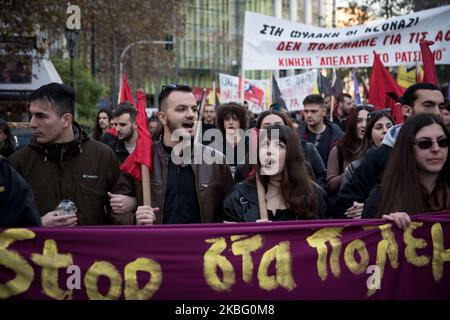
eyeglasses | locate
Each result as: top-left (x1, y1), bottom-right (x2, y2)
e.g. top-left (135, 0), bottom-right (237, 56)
top-left (159, 83), bottom-right (192, 110)
top-left (367, 108), bottom-right (391, 119)
top-left (414, 138), bottom-right (450, 150)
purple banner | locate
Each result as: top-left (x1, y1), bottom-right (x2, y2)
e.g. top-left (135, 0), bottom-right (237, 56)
top-left (1, 212), bottom-right (450, 300)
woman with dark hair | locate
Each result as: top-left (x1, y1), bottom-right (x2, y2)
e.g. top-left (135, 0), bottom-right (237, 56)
top-left (327, 106), bottom-right (369, 193)
top-left (223, 124), bottom-right (327, 222)
top-left (341, 112), bottom-right (394, 188)
top-left (362, 113), bottom-right (450, 228)
top-left (215, 102), bottom-right (249, 176)
top-left (0, 118), bottom-right (16, 158)
top-left (234, 110), bottom-right (327, 188)
top-left (90, 109), bottom-right (112, 141)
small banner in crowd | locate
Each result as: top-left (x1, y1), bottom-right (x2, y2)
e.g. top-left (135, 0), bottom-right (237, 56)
top-left (242, 6), bottom-right (450, 69)
top-left (1, 212), bottom-right (449, 300)
top-left (219, 72), bottom-right (318, 113)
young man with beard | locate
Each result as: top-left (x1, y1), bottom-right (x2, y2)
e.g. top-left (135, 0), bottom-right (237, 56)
top-left (200, 104), bottom-right (217, 146)
top-left (333, 93), bottom-right (355, 131)
top-left (112, 83), bottom-right (234, 225)
top-left (9, 83), bottom-right (121, 226)
top-left (103, 103), bottom-right (137, 163)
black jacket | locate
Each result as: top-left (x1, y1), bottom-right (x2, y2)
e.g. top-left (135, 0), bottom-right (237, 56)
top-left (301, 140), bottom-right (327, 190)
top-left (223, 180), bottom-right (328, 222)
top-left (297, 119), bottom-right (344, 166)
top-left (332, 144), bottom-right (392, 218)
top-left (0, 156), bottom-right (42, 227)
top-left (101, 134), bottom-right (129, 163)
top-left (361, 185), bottom-right (382, 219)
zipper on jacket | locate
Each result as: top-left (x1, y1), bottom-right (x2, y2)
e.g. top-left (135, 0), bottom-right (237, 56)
top-left (60, 145), bottom-right (66, 161)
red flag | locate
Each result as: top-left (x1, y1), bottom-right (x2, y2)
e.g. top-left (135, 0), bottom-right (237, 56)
top-left (118, 72), bottom-right (135, 106)
top-left (105, 126), bottom-right (117, 136)
top-left (368, 52), bottom-right (404, 111)
top-left (391, 102), bottom-right (404, 125)
top-left (120, 89), bottom-right (152, 181)
top-left (419, 40), bottom-right (438, 85)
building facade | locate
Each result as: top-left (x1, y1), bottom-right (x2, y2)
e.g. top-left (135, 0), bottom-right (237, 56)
top-left (166, 0), bottom-right (333, 99)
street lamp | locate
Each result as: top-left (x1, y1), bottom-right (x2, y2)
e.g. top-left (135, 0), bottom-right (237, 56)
top-left (65, 28), bottom-right (79, 88)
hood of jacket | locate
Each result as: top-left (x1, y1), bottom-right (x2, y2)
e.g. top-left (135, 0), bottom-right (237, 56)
top-left (381, 123), bottom-right (402, 148)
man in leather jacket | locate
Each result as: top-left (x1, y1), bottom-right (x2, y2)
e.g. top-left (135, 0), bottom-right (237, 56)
top-left (112, 84), bottom-right (234, 224)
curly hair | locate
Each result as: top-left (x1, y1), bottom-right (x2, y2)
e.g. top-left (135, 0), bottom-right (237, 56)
top-left (215, 102), bottom-right (249, 134)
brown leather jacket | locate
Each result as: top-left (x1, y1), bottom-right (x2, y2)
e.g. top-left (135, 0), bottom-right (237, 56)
top-left (113, 140), bottom-right (234, 224)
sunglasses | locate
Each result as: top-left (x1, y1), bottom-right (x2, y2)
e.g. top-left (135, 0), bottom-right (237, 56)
top-left (414, 138), bottom-right (450, 150)
top-left (356, 104), bottom-right (375, 112)
top-left (161, 83), bottom-right (191, 91)
top-left (367, 108), bottom-right (392, 119)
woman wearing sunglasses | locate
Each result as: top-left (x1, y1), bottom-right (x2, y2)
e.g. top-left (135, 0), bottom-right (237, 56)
top-left (223, 124), bottom-right (327, 222)
top-left (362, 113), bottom-right (450, 228)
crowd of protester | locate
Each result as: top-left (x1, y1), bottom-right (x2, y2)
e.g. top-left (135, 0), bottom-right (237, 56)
top-left (1, 81), bottom-right (449, 231)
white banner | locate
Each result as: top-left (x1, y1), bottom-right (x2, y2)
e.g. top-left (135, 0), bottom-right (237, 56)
top-left (242, 6), bottom-right (450, 69)
top-left (219, 73), bottom-right (270, 114)
top-left (276, 70), bottom-right (318, 111)
top-left (219, 71), bottom-right (318, 113)
top-left (219, 73), bottom-right (240, 103)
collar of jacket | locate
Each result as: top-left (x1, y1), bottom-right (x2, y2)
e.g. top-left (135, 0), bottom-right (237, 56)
top-left (29, 122), bottom-right (89, 162)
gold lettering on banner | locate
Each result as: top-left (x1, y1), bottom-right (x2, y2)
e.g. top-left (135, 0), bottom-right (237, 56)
top-left (431, 223), bottom-right (450, 282)
top-left (306, 228), bottom-right (343, 281)
top-left (31, 240), bottom-right (73, 300)
top-left (0, 229), bottom-right (35, 299)
top-left (203, 238), bottom-right (235, 292)
top-left (257, 241), bottom-right (296, 291)
top-left (84, 261), bottom-right (122, 300)
top-left (124, 258), bottom-right (162, 300)
top-left (364, 224), bottom-right (399, 297)
top-left (231, 235), bottom-right (263, 284)
top-left (404, 222), bottom-right (430, 267)
top-left (344, 239), bottom-right (369, 275)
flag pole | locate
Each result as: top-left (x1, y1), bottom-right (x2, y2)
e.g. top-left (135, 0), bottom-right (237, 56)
top-left (266, 76), bottom-right (271, 110)
top-left (118, 73), bottom-right (123, 105)
top-left (135, 88), bottom-right (151, 206)
top-left (194, 88), bottom-right (207, 143)
top-left (212, 80), bottom-right (216, 105)
top-left (256, 172), bottom-right (268, 220)
top-left (330, 68), bottom-right (335, 122)
top-left (141, 165), bottom-right (151, 205)
top-left (240, 70), bottom-right (245, 104)
top-left (330, 96), bottom-right (334, 122)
